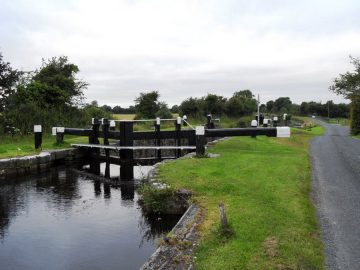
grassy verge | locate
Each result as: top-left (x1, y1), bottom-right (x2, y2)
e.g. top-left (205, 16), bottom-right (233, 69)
top-left (156, 128), bottom-right (325, 269)
top-left (0, 134), bottom-right (88, 159)
top-left (326, 118), bottom-right (349, 126)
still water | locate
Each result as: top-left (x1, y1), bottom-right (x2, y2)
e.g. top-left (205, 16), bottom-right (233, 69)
top-left (0, 164), bottom-right (180, 270)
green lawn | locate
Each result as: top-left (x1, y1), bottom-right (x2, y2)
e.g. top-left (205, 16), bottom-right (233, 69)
top-left (0, 134), bottom-right (88, 159)
top-left (156, 128), bottom-right (325, 269)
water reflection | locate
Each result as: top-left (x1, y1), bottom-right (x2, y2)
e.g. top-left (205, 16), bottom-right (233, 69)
top-left (0, 164), bottom-right (180, 270)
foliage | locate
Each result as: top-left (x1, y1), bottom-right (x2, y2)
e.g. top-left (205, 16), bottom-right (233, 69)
top-left (274, 97), bottom-right (292, 113)
top-left (350, 95), bottom-right (360, 135)
top-left (83, 103), bottom-right (112, 120)
top-left (0, 53), bottom-right (21, 112)
top-left (330, 56), bottom-right (360, 134)
top-left (2, 55), bottom-right (92, 133)
top-left (134, 91), bottom-right (173, 119)
top-left (134, 91), bottom-right (160, 119)
top-left (179, 90), bottom-right (257, 119)
top-left (23, 56), bottom-right (88, 107)
top-left (112, 105), bottom-right (136, 114)
top-left (203, 94), bottom-right (227, 115)
top-left (155, 102), bottom-right (173, 119)
top-left (226, 90), bottom-right (257, 117)
top-left (179, 97), bottom-right (204, 118)
top-left (138, 183), bottom-right (175, 214)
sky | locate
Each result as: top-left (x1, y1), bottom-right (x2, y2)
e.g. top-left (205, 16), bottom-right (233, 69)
top-left (1, 0), bottom-right (360, 107)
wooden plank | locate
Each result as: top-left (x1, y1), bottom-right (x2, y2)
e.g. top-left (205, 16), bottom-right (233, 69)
top-left (71, 143), bottom-right (196, 150)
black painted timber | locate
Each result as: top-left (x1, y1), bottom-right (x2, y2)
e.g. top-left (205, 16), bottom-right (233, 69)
top-left (205, 127), bottom-right (277, 137)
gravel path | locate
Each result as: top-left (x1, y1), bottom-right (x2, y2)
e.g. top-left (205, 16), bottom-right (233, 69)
top-left (311, 120), bottom-right (360, 270)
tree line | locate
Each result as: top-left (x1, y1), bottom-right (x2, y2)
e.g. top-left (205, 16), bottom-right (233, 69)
top-left (1, 52), bottom-right (358, 135)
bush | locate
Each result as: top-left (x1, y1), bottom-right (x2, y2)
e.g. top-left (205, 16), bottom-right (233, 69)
top-left (138, 183), bottom-right (175, 214)
top-left (350, 95), bottom-right (360, 135)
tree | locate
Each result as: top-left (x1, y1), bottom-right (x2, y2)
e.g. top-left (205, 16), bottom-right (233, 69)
top-left (226, 90), bottom-right (257, 117)
top-left (0, 53), bottom-right (21, 112)
top-left (330, 56), bottom-right (360, 135)
top-left (17, 56), bottom-right (88, 108)
top-left (155, 102), bottom-right (173, 119)
top-left (274, 97), bottom-right (292, 113)
top-left (179, 97), bottom-right (204, 118)
top-left (203, 94), bottom-right (227, 116)
top-left (4, 56), bottom-right (89, 133)
top-left (134, 91), bottom-right (161, 119)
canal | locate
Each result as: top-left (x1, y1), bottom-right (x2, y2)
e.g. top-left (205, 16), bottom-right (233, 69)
top-left (0, 163), bottom-right (180, 270)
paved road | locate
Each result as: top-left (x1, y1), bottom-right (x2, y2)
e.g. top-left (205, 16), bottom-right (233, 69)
top-left (311, 121), bottom-right (360, 270)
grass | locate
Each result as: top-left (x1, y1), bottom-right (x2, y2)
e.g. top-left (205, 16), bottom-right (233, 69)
top-left (0, 134), bottom-right (88, 158)
top-left (156, 128), bottom-right (325, 269)
top-left (327, 118), bottom-right (349, 126)
top-left (112, 113), bottom-right (136, 120)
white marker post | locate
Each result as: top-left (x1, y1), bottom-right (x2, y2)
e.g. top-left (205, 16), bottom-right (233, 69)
top-left (34, 125), bottom-right (42, 149)
top-left (195, 126), bottom-right (206, 156)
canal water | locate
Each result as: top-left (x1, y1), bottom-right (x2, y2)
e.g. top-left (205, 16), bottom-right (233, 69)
top-left (0, 163), bottom-right (180, 270)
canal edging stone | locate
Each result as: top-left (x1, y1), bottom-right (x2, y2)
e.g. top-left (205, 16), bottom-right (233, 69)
top-left (0, 148), bottom-right (86, 178)
top-left (140, 204), bottom-right (203, 270)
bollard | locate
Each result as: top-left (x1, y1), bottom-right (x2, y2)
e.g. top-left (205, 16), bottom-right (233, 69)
top-left (283, 114), bottom-right (288, 126)
top-left (206, 114), bottom-right (212, 129)
top-left (56, 127), bottom-right (65, 144)
top-left (175, 117), bottom-right (182, 158)
top-left (155, 117), bottom-right (161, 159)
top-left (102, 118), bottom-right (110, 145)
top-left (195, 126), bottom-right (206, 156)
top-left (34, 125), bottom-right (42, 149)
top-left (250, 120), bottom-right (257, 138)
top-left (90, 118), bottom-right (100, 144)
top-left (273, 116), bottom-right (278, 127)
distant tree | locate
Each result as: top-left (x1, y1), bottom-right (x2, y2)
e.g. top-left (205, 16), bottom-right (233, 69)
top-left (179, 97), bottom-right (204, 118)
top-left (134, 92), bottom-right (172, 119)
top-left (155, 102), bottom-right (173, 119)
top-left (266, 100), bottom-right (275, 113)
top-left (226, 90), bottom-right (257, 117)
top-left (259, 104), bottom-right (266, 113)
top-left (274, 97), bottom-right (292, 113)
top-left (203, 94), bottom-right (227, 116)
top-left (0, 53), bottom-right (21, 112)
top-left (170, 105), bottom-right (179, 113)
top-left (101, 104), bottom-right (112, 112)
top-left (330, 56), bottom-right (360, 134)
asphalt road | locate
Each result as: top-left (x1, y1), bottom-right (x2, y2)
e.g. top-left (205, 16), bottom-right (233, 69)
top-left (311, 120), bottom-right (360, 270)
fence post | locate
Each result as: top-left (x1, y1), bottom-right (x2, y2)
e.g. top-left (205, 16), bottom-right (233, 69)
top-left (175, 117), bottom-right (182, 158)
top-left (207, 114), bottom-right (212, 129)
top-left (34, 125), bottom-right (42, 150)
top-left (196, 126), bottom-right (206, 156)
top-left (90, 118), bottom-right (100, 144)
top-left (89, 118), bottom-right (100, 174)
top-left (119, 121), bottom-right (134, 180)
top-left (56, 127), bottom-right (64, 144)
top-left (155, 117), bottom-right (161, 159)
top-left (102, 118), bottom-right (109, 145)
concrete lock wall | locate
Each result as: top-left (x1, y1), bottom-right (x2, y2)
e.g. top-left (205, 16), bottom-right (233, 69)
top-left (0, 149), bottom-right (86, 178)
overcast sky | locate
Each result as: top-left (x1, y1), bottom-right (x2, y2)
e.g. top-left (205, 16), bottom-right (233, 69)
top-left (1, 0), bottom-right (359, 106)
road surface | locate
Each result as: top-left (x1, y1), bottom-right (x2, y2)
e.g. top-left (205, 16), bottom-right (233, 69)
top-left (311, 121), bottom-right (360, 270)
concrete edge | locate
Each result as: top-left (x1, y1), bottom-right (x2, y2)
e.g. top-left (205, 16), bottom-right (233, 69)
top-left (0, 148), bottom-right (86, 178)
top-left (140, 204), bottom-right (203, 270)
